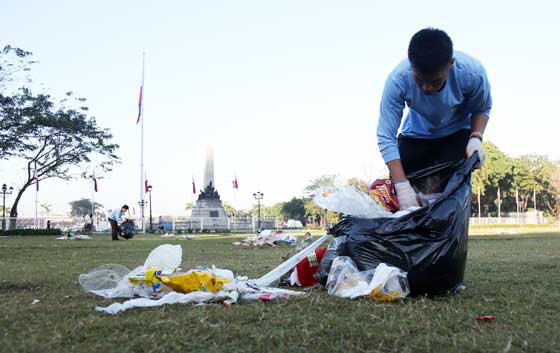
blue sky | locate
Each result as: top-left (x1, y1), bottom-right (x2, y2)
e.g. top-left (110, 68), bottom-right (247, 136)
top-left (1, 0), bottom-right (559, 217)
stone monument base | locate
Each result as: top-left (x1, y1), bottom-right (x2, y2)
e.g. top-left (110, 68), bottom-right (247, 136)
top-left (190, 198), bottom-right (229, 230)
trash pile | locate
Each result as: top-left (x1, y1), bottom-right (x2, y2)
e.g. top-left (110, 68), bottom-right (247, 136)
top-left (80, 239), bottom-right (329, 314)
top-left (160, 232), bottom-right (195, 239)
top-left (232, 230), bottom-right (297, 247)
top-left (57, 233), bottom-right (92, 240)
top-left (80, 155), bottom-right (477, 313)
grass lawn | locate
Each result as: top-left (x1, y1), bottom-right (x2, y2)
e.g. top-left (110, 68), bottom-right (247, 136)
top-left (1, 229), bottom-right (559, 353)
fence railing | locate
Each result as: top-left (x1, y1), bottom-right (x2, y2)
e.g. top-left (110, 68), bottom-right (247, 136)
top-left (1, 215), bottom-right (291, 233)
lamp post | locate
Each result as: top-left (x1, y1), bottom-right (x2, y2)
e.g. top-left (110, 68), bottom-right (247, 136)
top-left (2, 184), bottom-right (14, 231)
top-left (253, 191), bottom-right (264, 233)
top-left (148, 185), bottom-right (153, 231)
top-left (138, 200), bottom-right (147, 232)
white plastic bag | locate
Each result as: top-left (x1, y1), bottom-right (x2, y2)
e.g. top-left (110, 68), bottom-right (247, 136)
top-left (326, 257), bottom-right (410, 300)
top-left (314, 186), bottom-right (394, 218)
top-left (367, 263), bottom-right (410, 301)
top-left (78, 264), bottom-right (130, 293)
top-left (326, 256), bottom-right (368, 297)
top-left (144, 244), bottom-right (182, 269)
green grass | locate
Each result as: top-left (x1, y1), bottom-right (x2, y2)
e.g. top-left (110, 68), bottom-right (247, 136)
top-left (1, 229), bottom-right (559, 353)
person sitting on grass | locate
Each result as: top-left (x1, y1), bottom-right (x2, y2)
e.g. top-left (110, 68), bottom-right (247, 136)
top-left (107, 205), bottom-right (129, 241)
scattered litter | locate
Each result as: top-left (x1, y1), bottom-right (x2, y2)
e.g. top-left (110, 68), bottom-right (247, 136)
top-left (233, 230), bottom-right (297, 247)
top-left (31, 299), bottom-right (40, 305)
top-left (161, 233), bottom-right (195, 239)
top-left (81, 241), bottom-right (320, 314)
top-left (476, 315), bottom-right (496, 322)
top-left (56, 233), bottom-right (92, 240)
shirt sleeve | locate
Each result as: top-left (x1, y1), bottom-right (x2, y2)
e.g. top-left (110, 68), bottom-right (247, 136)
top-left (377, 75), bottom-right (406, 163)
top-left (468, 65), bottom-right (492, 118)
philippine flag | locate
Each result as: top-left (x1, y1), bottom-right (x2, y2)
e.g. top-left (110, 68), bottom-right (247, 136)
top-left (136, 85), bottom-right (143, 124)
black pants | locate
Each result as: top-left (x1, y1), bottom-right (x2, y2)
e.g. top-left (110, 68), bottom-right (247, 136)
top-left (398, 129), bottom-right (470, 176)
top-left (108, 218), bottom-right (120, 240)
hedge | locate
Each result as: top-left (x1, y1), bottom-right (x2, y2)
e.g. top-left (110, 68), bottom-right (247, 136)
top-left (0, 228), bottom-right (62, 236)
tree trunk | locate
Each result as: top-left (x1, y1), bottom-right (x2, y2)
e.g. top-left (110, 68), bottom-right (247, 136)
top-left (9, 182), bottom-right (31, 229)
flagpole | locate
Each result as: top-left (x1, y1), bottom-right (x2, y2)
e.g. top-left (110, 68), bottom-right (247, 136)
top-left (477, 185), bottom-right (481, 224)
top-left (140, 52), bottom-right (146, 235)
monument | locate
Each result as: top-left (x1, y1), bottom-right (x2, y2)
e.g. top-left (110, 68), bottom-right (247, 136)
top-left (190, 146), bottom-right (229, 230)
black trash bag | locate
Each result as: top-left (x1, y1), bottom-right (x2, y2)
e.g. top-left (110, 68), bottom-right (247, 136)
top-left (329, 154), bottom-right (478, 296)
top-left (120, 220), bottom-right (135, 239)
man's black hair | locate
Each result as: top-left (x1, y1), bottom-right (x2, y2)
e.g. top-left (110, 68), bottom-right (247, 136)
top-left (408, 28), bottom-right (453, 74)
top-left (122, 205), bottom-right (129, 210)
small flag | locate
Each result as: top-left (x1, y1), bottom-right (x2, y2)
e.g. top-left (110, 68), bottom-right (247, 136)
top-left (145, 172), bottom-right (149, 193)
top-left (93, 175), bottom-right (98, 192)
top-left (192, 177), bottom-right (196, 194)
top-left (136, 85), bottom-right (143, 125)
top-left (232, 176), bottom-right (239, 189)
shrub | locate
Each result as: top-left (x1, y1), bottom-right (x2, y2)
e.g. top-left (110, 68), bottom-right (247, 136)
top-left (0, 228), bottom-right (62, 236)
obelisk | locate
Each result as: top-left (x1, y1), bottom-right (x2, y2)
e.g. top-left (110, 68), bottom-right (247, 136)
top-left (190, 145), bottom-right (228, 230)
top-left (203, 145), bottom-right (214, 190)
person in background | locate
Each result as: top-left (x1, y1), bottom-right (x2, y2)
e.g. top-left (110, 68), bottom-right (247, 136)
top-left (107, 205), bottom-right (129, 241)
top-left (377, 27), bottom-right (491, 210)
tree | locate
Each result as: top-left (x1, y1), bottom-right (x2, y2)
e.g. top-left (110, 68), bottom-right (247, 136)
top-left (346, 177), bottom-right (369, 193)
top-left (69, 199), bottom-right (103, 217)
top-left (1, 46), bottom-right (37, 159)
top-left (6, 92), bottom-right (119, 226)
top-left (222, 202), bottom-right (235, 216)
top-left (304, 174), bottom-right (338, 194)
top-left (40, 202), bottom-right (52, 215)
top-left (282, 197), bottom-right (306, 224)
top-left (185, 202), bottom-right (194, 210)
top-left (304, 175), bottom-right (340, 228)
top-left (1, 47), bottom-right (120, 227)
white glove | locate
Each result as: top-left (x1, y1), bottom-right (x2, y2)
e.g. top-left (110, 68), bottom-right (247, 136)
top-left (394, 180), bottom-right (419, 210)
top-left (466, 136), bottom-right (485, 168)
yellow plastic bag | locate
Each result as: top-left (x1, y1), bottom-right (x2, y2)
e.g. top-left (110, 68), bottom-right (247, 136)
top-left (157, 270), bottom-right (231, 293)
top-left (128, 268), bottom-right (163, 286)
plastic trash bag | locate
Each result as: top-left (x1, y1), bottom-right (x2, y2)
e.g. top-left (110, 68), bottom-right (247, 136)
top-left (144, 244), bottom-right (182, 269)
top-left (315, 236), bottom-right (347, 286)
top-left (326, 257), bottom-right (409, 300)
top-left (314, 186), bottom-right (394, 218)
top-left (157, 270), bottom-right (231, 293)
top-left (329, 155), bottom-right (477, 296)
top-left (326, 256), bottom-right (366, 297)
top-left (368, 263), bottom-right (409, 302)
top-left (78, 264), bottom-right (131, 293)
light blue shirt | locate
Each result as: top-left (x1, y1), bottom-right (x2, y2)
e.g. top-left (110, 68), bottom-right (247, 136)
top-left (108, 208), bottom-right (125, 221)
top-left (377, 51), bottom-right (492, 163)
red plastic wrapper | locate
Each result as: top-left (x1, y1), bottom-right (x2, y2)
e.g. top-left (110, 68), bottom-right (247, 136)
top-left (368, 179), bottom-right (400, 212)
top-left (476, 315), bottom-right (496, 322)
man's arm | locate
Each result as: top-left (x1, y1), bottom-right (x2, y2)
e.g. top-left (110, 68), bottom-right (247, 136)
top-left (387, 160), bottom-right (407, 182)
top-left (377, 76), bottom-right (405, 167)
top-left (470, 113), bottom-right (489, 138)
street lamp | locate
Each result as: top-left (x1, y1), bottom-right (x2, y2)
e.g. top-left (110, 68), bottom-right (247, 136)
top-left (253, 191), bottom-right (264, 233)
top-left (2, 184), bottom-right (14, 231)
top-left (148, 185), bottom-right (153, 231)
